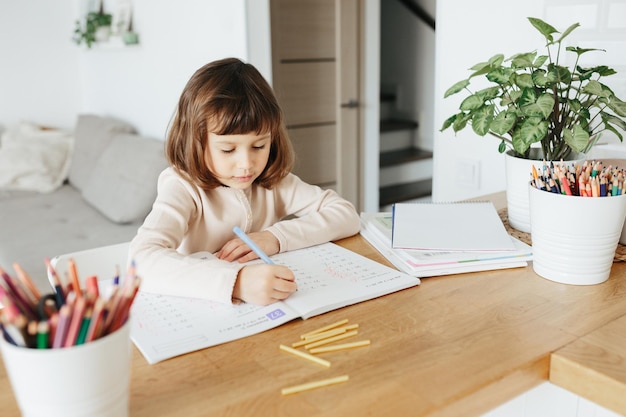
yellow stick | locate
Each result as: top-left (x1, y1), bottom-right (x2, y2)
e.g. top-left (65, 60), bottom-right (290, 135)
top-left (279, 344), bottom-right (331, 368)
top-left (292, 327), bottom-right (347, 348)
top-left (304, 330), bottom-right (358, 350)
top-left (309, 340), bottom-right (371, 354)
top-left (304, 324), bottom-right (359, 340)
top-left (300, 319), bottom-right (349, 339)
top-left (281, 375), bottom-right (349, 395)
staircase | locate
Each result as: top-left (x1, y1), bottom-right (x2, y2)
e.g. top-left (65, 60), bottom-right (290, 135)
top-left (379, 91), bottom-right (433, 208)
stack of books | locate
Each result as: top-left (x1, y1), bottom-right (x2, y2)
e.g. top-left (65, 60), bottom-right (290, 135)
top-left (360, 202), bottom-right (533, 277)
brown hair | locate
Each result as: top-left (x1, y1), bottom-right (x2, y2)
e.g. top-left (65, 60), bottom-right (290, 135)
top-left (165, 57), bottom-right (294, 190)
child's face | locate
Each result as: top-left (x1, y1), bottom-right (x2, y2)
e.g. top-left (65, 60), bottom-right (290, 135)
top-left (205, 131), bottom-right (271, 189)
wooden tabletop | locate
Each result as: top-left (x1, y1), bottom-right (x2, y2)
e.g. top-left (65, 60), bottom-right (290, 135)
top-left (550, 313), bottom-right (626, 414)
top-left (2, 194), bottom-right (626, 416)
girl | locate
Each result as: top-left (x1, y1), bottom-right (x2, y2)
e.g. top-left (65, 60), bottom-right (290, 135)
top-left (129, 58), bottom-right (361, 306)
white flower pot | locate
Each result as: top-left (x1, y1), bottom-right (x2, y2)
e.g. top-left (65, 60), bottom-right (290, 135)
top-left (504, 149), bottom-right (585, 233)
top-left (95, 26), bottom-right (111, 43)
top-left (529, 184), bottom-right (626, 285)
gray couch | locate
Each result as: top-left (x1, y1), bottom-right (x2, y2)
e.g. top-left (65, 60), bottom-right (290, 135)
top-left (0, 115), bottom-right (168, 290)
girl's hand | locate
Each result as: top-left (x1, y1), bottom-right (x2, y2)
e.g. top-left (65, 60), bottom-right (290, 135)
top-left (216, 231), bottom-right (280, 263)
top-left (233, 264), bottom-right (297, 305)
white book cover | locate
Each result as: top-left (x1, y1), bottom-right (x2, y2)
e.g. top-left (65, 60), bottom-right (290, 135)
top-left (360, 212), bottom-right (531, 276)
top-left (391, 202), bottom-right (517, 252)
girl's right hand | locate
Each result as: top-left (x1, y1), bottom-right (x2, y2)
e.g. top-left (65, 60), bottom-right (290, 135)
top-left (232, 264), bottom-right (297, 305)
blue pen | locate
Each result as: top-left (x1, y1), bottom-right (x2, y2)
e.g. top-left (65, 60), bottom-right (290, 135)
top-left (233, 226), bottom-right (275, 264)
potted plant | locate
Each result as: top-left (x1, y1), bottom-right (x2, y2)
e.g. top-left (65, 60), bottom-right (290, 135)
top-left (73, 9), bottom-right (113, 48)
top-left (439, 17), bottom-right (626, 232)
top-left (440, 17), bottom-right (626, 160)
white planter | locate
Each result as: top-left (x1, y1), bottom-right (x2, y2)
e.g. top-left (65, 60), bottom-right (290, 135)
top-left (95, 26), bottom-right (111, 42)
top-left (504, 149), bottom-right (545, 233)
top-left (529, 184), bottom-right (626, 285)
top-left (504, 149), bottom-right (584, 233)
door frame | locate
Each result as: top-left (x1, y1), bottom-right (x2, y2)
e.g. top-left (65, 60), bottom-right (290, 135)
top-left (245, 0), bottom-right (380, 212)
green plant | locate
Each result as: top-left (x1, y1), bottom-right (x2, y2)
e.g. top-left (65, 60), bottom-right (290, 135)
top-left (440, 17), bottom-right (626, 160)
top-left (73, 11), bottom-right (113, 48)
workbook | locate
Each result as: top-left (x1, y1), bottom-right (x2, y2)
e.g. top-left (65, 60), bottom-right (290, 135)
top-left (361, 212), bottom-right (531, 276)
top-left (391, 202), bottom-right (517, 251)
top-left (129, 242), bottom-right (419, 364)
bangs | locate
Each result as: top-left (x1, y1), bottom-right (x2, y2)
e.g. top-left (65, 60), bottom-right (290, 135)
top-left (208, 92), bottom-right (282, 137)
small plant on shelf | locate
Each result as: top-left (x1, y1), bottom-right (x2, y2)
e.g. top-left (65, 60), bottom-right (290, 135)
top-left (73, 9), bottom-right (113, 48)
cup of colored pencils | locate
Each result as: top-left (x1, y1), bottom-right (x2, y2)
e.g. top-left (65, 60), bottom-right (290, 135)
top-left (0, 258), bottom-right (140, 417)
top-left (528, 160), bottom-right (626, 286)
top-left (530, 159), bottom-right (625, 197)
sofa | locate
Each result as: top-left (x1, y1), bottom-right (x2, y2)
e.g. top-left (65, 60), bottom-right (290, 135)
top-left (0, 115), bottom-right (168, 290)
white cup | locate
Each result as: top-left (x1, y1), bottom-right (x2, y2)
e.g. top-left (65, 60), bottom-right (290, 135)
top-left (0, 321), bottom-right (131, 417)
top-left (529, 184), bottom-right (626, 285)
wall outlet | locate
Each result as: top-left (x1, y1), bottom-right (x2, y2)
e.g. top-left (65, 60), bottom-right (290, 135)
top-left (456, 159), bottom-right (480, 189)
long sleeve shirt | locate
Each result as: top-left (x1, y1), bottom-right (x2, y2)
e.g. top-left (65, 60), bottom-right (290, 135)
top-left (129, 168), bottom-right (361, 304)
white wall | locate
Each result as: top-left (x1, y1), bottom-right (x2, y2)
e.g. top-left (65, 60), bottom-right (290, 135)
top-left (0, 0), bottom-right (249, 139)
top-left (0, 0), bottom-right (81, 130)
top-left (433, 0), bottom-right (626, 202)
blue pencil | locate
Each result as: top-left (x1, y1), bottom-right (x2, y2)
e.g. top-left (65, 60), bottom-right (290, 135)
top-left (232, 226), bottom-right (275, 264)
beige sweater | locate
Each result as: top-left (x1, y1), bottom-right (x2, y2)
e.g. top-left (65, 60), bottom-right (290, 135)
top-left (129, 168), bottom-right (361, 304)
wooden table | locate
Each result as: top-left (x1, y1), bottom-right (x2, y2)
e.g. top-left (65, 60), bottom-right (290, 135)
top-left (2, 193), bottom-right (626, 416)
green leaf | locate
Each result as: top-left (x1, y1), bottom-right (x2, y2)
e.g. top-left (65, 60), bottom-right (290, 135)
top-left (536, 94), bottom-right (555, 118)
top-left (568, 98), bottom-right (582, 112)
top-left (522, 94), bottom-right (554, 118)
top-left (518, 88), bottom-right (537, 107)
top-left (444, 79), bottom-right (470, 98)
top-left (603, 113), bottom-right (626, 131)
top-left (551, 65), bottom-right (572, 84)
top-left (488, 54), bottom-right (505, 67)
top-left (498, 140), bottom-right (507, 153)
top-left (491, 110), bottom-right (516, 135)
top-left (469, 61), bottom-right (491, 72)
top-left (486, 68), bottom-right (513, 84)
top-left (603, 123), bottom-right (624, 142)
top-left (533, 55), bottom-right (548, 67)
top-left (471, 105), bottom-right (494, 136)
top-left (557, 23), bottom-right (580, 43)
top-left (582, 80), bottom-right (608, 97)
top-left (510, 52), bottom-right (536, 68)
top-left (563, 125), bottom-right (590, 152)
top-left (440, 114), bottom-right (457, 131)
top-left (594, 65), bottom-right (617, 77)
top-left (460, 94), bottom-right (484, 111)
top-left (531, 69), bottom-right (549, 87)
top-left (515, 73), bottom-right (534, 88)
top-left (507, 90), bottom-right (522, 105)
top-left (608, 96), bottom-right (626, 117)
top-left (511, 127), bottom-right (531, 155)
top-left (566, 46), bottom-right (604, 56)
top-left (476, 86), bottom-right (501, 101)
top-left (452, 113), bottom-right (470, 132)
top-left (517, 118), bottom-right (548, 147)
top-left (527, 17), bottom-right (558, 43)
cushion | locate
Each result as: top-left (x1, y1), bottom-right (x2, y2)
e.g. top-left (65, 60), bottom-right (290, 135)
top-left (0, 122), bottom-right (74, 193)
top-left (68, 114), bottom-right (135, 191)
top-left (82, 133), bottom-right (168, 223)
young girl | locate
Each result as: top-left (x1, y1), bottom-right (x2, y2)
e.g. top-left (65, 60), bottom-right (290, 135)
top-left (129, 57), bottom-right (361, 306)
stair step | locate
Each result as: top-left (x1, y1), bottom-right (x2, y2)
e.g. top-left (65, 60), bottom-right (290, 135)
top-left (380, 118), bottom-right (419, 133)
top-left (380, 92), bottom-right (396, 103)
top-left (379, 179), bottom-right (433, 207)
top-left (380, 147), bottom-right (433, 168)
